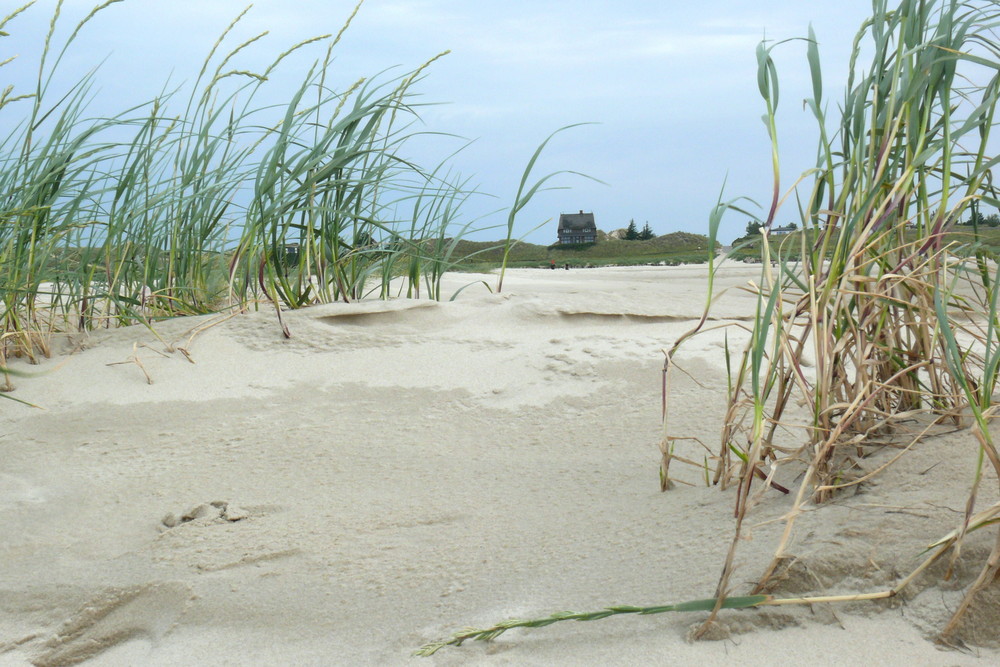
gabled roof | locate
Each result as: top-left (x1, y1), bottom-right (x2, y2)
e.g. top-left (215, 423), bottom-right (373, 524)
top-left (558, 212), bottom-right (596, 231)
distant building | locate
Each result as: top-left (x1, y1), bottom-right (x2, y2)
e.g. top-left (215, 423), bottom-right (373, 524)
top-left (771, 224), bottom-right (797, 235)
top-left (557, 211), bottom-right (597, 244)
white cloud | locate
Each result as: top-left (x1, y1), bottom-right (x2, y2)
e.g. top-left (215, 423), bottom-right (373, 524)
top-left (342, 2), bottom-right (764, 68)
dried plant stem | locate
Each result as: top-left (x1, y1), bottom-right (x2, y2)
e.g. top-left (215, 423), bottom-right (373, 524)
top-left (659, 0), bottom-right (1000, 644)
top-left (105, 342), bottom-right (153, 384)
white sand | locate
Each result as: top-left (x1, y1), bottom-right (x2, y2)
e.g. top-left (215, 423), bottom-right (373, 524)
top-left (1, 265), bottom-right (998, 665)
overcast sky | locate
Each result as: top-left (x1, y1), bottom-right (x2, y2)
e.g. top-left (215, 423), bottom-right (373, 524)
top-left (3, 0), bottom-right (883, 244)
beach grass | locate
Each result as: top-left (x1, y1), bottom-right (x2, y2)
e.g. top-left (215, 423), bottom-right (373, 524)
top-left (661, 0), bottom-right (1000, 641)
top-left (0, 0), bottom-right (572, 385)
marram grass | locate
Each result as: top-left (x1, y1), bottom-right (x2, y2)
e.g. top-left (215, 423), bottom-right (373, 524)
top-left (661, 0), bottom-right (1000, 644)
top-left (0, 0), bottom-right (578, 395)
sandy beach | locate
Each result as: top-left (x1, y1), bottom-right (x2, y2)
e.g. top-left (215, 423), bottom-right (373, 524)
top-left (2, 265), bottom-right (999, 666)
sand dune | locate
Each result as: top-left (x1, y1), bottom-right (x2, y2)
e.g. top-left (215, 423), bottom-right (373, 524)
top-left (1, 265), bottom-right (998, 665)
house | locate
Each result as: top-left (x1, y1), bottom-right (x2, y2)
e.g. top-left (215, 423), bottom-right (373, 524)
top-left (771, 224), bottom-right (797, 235)
top-left (557, 211), bottom-right (597, 244)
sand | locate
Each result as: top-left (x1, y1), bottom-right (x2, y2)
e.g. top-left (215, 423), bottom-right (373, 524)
top-left (1, 265), bottom-right (999, 665)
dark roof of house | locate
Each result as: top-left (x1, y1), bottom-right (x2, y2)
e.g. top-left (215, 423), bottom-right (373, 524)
top-left (558, 212), bottom-right (596, 231)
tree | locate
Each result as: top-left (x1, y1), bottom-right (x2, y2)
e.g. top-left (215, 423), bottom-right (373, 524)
top-left (639, 222), bottom-right (655, 240)
top-left (964, 204), bottom-right (999, 226)
top-left (625, 219), bottom-right (639, 240)
top-left (745, 220), bottom-right (762, 236)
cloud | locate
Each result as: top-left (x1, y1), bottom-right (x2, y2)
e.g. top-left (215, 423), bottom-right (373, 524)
top-left (347, 2), bottom-right (762, 69)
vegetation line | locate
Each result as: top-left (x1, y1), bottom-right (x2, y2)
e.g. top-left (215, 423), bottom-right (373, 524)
top-left (0, 0), bottom-right (586, 393)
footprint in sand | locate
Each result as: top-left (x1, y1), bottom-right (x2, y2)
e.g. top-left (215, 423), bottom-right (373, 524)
top-left (32, 582), bottom-right (192, 667)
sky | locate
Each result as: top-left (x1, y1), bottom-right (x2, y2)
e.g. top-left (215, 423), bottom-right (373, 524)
top-left (2, 0), bottom-right (886, 244)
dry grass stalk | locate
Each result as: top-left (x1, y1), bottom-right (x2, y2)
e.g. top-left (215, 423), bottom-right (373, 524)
top-left (659, 0), bottom-right (1000, 641)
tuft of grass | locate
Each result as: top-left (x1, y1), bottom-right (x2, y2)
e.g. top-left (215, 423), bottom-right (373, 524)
top-left (660, 0), bottom-right (1000, 642)
top-left (0, 0), bottom-right (582, 389)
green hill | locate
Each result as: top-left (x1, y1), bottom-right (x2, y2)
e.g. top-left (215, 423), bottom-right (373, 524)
top-left (729, 225), bottom-right (1000, 262)
top-left (447, 231), bottom-right (719, 269)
